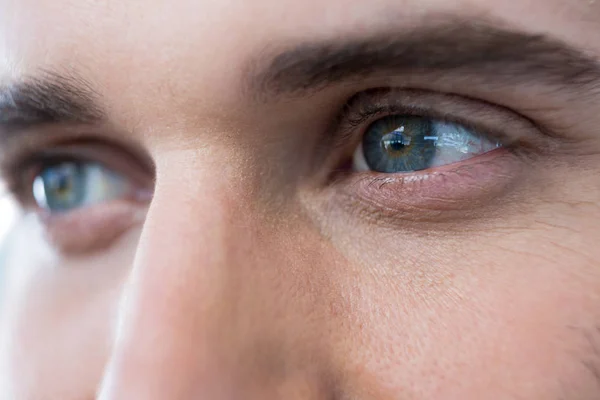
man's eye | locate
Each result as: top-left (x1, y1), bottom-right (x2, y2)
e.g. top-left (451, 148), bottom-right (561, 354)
top-left (32, 161), bottom-right (131, 212)
top-left (353, 115), bottom-right (502, 173)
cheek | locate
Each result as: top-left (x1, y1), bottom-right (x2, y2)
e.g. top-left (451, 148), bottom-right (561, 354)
top-left (328, 231), bottom-right (600, 399)
top-left (0, 220), bottom-right (140, 399)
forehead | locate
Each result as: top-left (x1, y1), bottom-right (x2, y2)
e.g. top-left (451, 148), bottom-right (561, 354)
top-left (2, 0), bottom-right (599, 67)
top-left (0, 0), bottom-right (599, 121)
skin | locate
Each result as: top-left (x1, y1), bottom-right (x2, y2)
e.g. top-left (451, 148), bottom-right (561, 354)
top-left (1, 0), bottom-right (600, 399)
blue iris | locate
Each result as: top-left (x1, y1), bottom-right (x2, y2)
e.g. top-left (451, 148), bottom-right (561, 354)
top-left (35, 162), bottom-right (87, 212)
top-left (32, 161), bottom-right (129, 212)
top-left (362, 115), bottom-right (437, 173)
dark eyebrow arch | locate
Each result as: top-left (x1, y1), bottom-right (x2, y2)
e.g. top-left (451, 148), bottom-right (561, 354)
top-left (0, 71), bottom-right (105, 135)
top-left (247, 19), bottom-right (600, 100)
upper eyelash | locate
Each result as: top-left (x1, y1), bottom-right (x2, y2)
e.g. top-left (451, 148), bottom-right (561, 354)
top-left (333, 87), bottom-right (540, 153)
top-left (0, 135), bottom-right (156, 201)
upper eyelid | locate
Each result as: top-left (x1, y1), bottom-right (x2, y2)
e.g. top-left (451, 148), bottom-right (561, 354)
top-left (1, 141), bottom-right (154, 205)
top-left (0, 128), bottom-right (154, 176)
top-left (333, 88), bottom-right (547, 150)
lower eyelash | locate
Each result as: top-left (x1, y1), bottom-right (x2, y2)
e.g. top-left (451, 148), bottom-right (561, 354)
top-left (38, 199), bottom-right (147, 254)
top-left (324, 146), bottom-right (524, 226)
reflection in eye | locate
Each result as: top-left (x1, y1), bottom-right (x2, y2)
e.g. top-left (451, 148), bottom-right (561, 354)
top-left (353, 115), bottom-right (501, 173)
top-left (33, 161), bottom-right (131, 212)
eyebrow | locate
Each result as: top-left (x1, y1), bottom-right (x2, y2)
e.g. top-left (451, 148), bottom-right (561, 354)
top-left (0, 71), bottom-right (104, 135)
top-left (3, 19), bottom-right (599, 133)
top-left (247, 19), bottom-right (600, 100)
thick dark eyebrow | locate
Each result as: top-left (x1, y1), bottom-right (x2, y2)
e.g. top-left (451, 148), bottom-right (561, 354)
top-left (0, 71), bottom-right (104, 134)
top-left (247, 20), bottom-right (600, 100)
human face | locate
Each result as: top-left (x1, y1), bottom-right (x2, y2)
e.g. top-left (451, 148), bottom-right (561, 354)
top-left (1, 0), bottom-right (600, 398)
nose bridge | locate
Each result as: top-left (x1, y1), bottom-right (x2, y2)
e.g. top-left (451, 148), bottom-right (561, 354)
top-left (99, 172), bottom-right (255, 399)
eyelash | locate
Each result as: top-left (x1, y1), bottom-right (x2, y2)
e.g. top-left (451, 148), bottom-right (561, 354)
top-left (0, 139), bottom-right (154, 209)
top-left (336, 88), bottom-right (543, 150)
top-left (306, 87), bottom-right (546, 182)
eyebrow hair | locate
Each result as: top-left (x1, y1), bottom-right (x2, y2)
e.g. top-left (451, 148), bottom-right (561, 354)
top-left (247, 19), bottom-right (600, 100)
top-left (0, 71), bottom-right (104, 134)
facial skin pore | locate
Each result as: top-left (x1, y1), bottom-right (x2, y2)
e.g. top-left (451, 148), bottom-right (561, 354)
top-left (1, 0), bottom-right (600, 399)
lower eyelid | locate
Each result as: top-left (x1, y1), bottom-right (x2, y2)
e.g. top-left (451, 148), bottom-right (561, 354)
top-left (38, 200), bottom-right (148, 255)
top-left (328, 148), bottom-right (522, 223)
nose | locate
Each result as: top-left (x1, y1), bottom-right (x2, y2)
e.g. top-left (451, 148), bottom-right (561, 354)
top-left (98, 170), bottom-right (267, 399)
top-left (96, 148), bottom-right (347, 399)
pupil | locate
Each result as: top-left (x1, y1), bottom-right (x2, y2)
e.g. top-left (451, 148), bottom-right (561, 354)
top-left (55, 174), bottom-right (72, 194)
top-left (381, 130), bottom-right (410, 154)
top-left (385, 138), bottom-right (404, 151)
top-left (49, 166), bottom-right (74, 194)
top-left (45, 163), bottom-right (81, 203)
